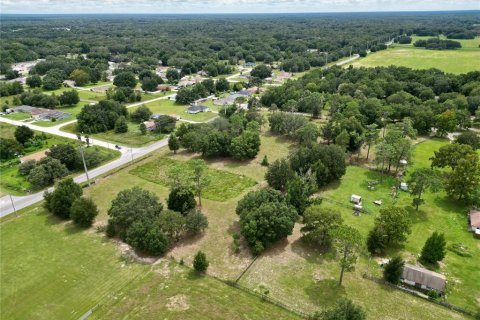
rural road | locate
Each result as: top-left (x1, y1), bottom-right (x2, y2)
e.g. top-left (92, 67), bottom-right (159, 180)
top-left (0, 136), bottom-right (169, 217)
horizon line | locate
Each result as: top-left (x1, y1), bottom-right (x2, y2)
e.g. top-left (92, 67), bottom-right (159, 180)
top-left (1, 9), bottom-right (479, 15)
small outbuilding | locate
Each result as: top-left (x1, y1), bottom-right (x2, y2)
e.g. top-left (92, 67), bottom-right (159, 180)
top-left (401, 264), bottom-right (446, 294)
top-left (400, 182), bottom-right (408, 191)
top-left (468, 210), bottom-right (480, 237)
top-left (351, 194), bottom-right (362, 204)
top-left (399, 159), bottom-right (408, 166)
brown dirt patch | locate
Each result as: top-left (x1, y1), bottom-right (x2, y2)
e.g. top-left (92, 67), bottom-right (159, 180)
top-left (166, 294), bottom-right (189, 311)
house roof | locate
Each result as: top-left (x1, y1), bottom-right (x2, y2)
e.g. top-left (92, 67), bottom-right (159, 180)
top-left (402, 264), bottom-right (446, 292)
top-left (470, 210), bottom-right (480, 228)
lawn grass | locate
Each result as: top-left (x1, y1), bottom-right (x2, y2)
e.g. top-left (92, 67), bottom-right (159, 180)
top-left (2, 112), bottom-right (32, 121)
top-left (350, 42), bottom-right (480, 74)
top-left (61, 122), bottom-right (165, 148)
top-left (130, 157), bottom-right (257, 201)
top-left (140, 90), bottom-right (173, 101)
top-left (77, 90), bottom-right (107, 101)
top-left (141, 99), bottom-right (218, 122)
top-left (0, 204), bottom-right (298, 320)
top-left (0, 143), bottom-right (120, 196)
top-left (0, 206), bottom-right (149, 320)
top-left (93, 260), bottom-right (299, 320)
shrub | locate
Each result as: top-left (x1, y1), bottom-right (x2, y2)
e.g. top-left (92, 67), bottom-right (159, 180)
top-left (383, 256), bottom-right (404, 285)
top-left (185, 210), bottom-right (208, 235)
top-left (193, 250), bottom-right (209, 273)
top-left (70, 197), bottom-right (99, 227)
top-left (167, 186), bottom-right (196, 214)
top-left (43, 178), bottom-right (83, 219)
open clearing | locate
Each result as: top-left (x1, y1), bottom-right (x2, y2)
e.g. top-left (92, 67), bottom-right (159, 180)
top-left (351, 36), bottom-right (480, 74)
top-left (1, 127), bottom-right (477, 319)
top-left (141, 99), bottom-right (218, 122)
top-left (130, 156), bottom-right (257, 201)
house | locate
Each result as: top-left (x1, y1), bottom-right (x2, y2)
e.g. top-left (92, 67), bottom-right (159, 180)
top-left (401, 264), bottom-right (446, 294)
top-left (156, 84), bottom-right (171, 92)
top-left (91, 85), bottom-right (110, 93)
top-left (63, 80), bottom-right (76, 87)
top-left (187, 105), bottom-right (210, 114)
top-left (468, 210), bottom-right (480, 237)
top-left (9, 105), bottom-right (70, 121)
top-left (351, 194), bottom-right (362, 204)
top-left (275, 71), bottom-right (293, 82)
top-left (143, 121), bottom-right (156, 131)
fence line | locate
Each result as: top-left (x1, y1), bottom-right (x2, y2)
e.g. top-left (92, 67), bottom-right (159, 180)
top-left (362, 274), bottom-right (477, 318)
top-left (209, 274), bottom-right (310, 319)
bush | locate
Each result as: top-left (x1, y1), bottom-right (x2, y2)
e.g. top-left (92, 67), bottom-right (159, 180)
top-left (114, 116), bottom-right (128, 133)
top-left (420, 232), bottom-right (447, 264)
top-left (19, 160), bottom-right (36, 176)
top-left (70, 197), bottom-right (99, 227)
top-left (126, 219), bottom-right (170, 256)
top-left (193, 250), bottom-right (209, 273)
top-left (185, 210), bottom-right (208, 235)
top-left (261, 155), bottom-right (269, 166)
top-left (28, 157), bottom-right (69, 188)
top-left (14, 125), bottom-right (34, 145)
top-left (43, 178), bottom-right (83, 219)
top-left (265, 158), bottom-right (294, 191)
top-left (383, 256), bottom-right (404, 285)
top-left (167, 186), bottom-right (196, 214)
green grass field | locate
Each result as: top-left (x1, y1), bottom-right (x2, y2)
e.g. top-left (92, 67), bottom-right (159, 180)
top-left (351, 36), bottom-right (480, 74)
top-left (2, 112), bottom-right (32, 121)
top-left (130, 157), bottom-right (257, 201)
top-left (61, 122), bottom-right (165, 148)
top-left (1, 126), bottom-right (476, 319)
top-left (141, 99), bottom-right (218, 122)
top-left (77, 90), bottom-right (107, 101)
top-left (0, 205), bottom-right (298, 320)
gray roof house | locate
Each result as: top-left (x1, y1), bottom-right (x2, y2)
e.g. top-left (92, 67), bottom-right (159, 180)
top-left (187, 105), bottom-right (210, 114)
top-left (401, 264), bottom-right (446, 293)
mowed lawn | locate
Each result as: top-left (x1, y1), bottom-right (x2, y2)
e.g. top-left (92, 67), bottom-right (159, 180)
top-left (351, 36), bottom-right (480, 74)
top-left (239, 138), bottom-right (478, 318)
top-left (130, 157), bottom-right (257, 201)
top-left (0, 208), bottom-right (148, 320)
top-left (93, 260), bottom-right (299, 320)
top-left (141, 99), bottom-right (218, 122)
top-left (61, 122), bottom-right (165, 148)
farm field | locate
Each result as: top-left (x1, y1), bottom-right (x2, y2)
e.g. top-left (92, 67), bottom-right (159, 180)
top-left (59, 128), bottom-right (477, 318)
top-left (141, 99), bottom-right (218, 122)
top-left (351, 36), bottom-right (480, 74)
top-left (61, 122), bottom-right (165, 148)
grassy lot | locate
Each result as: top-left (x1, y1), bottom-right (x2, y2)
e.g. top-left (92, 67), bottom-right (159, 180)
top-left (130, 157), bottom-right (257, 201)
top-left (61, 122), bottom-right (165, 148)
top-left (0, 204), bottom-right (297, 320)
top-left (239, 138), bottom-right (479, 317)
top-left (140, 90), bottom-right (173, 101)
top-left (141, 99), bottom-right (218, 122)
top-left (0, 143), bottom-right (119, 196)
top-left (409, 35), bottom-right (480, 51)
top-left (0, 206), bottom-right (149, 320)
top-left (2, 112), bottom-right (32, 121)
top-left (93, 260), bottom-right (299, 320)
top-left (351, 37), bottom-right (480, 74)
top-left (77, 90), bottom-right (106, 101)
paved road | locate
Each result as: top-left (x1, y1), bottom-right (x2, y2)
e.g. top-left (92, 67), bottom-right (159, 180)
top-left (0, 137), bottom-right (169, 217)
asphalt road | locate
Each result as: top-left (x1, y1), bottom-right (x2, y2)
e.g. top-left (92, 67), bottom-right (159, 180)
top-left (0, 136), bottom-right (168, 217)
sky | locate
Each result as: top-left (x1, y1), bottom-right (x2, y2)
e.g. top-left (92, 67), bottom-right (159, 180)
top-left (0, 0), bottom-right (479, 14)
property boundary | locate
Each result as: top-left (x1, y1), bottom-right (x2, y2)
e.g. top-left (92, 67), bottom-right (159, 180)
top-left (362, 274), bottom-right (478, 318)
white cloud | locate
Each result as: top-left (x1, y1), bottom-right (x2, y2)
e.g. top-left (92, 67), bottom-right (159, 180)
top-left (0, 0), bottom-right (478, 14)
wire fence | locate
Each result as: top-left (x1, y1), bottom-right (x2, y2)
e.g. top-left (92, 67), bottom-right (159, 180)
top-left (362, 274), bottom-right (478, 318)
top-left (209, 274), bottom-right (310, 319)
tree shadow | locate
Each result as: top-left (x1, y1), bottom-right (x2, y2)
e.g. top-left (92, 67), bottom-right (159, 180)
top-left (290, 237), bottom-right (335, 264)
top-left (405, 206), bottom-right (429, 224)
top-left (305, 279), bottom-right (346, 307)
top-left (186, 269), bottom-right (204, 280)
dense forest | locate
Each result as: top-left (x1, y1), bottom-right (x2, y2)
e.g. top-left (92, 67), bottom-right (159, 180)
top-left (1, 12), bottom-right (479, 74)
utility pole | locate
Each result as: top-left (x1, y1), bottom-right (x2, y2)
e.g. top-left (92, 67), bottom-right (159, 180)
top-left (79, 144), bottom-right (91, 187)
top-left (9, 194), bottom-right (17, 217)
